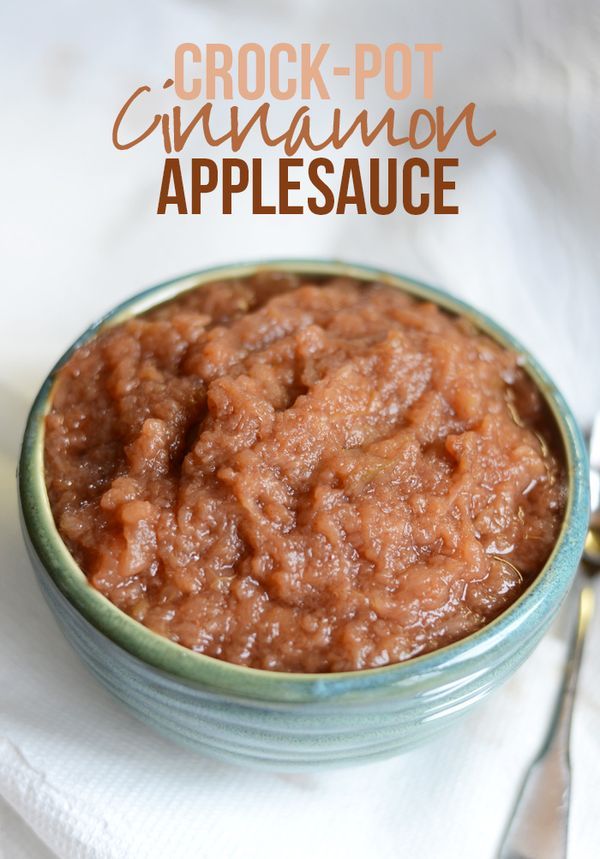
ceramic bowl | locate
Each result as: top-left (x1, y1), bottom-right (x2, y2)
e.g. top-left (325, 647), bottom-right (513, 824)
top-left (18, 261), bottom-right (589, 771)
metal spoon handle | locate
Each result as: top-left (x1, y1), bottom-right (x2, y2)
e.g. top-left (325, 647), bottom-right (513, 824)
top-left (497, 582), bottom-right (595, 859)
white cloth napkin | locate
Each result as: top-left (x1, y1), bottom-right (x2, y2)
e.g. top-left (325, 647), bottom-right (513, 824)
top-left (1, 468), bottom-right (599, 859)
top-left (1, 1), bottom-right (599, 856)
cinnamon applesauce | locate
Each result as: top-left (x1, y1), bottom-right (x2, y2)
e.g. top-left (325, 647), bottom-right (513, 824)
top-left (44, 273), bottom-right (566, 672)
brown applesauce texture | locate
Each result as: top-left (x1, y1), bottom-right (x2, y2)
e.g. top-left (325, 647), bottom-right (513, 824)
top-left (44, 273), bottom-right (566, 673)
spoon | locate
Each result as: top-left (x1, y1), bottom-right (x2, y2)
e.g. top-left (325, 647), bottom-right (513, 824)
top-left (497, 414), bottom-right (600, 859)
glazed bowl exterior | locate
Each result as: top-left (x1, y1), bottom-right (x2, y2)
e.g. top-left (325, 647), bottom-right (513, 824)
top-left (18, 260), bottom-right (589, 771)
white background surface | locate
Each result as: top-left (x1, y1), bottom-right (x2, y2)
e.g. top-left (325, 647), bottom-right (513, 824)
top-left (1, 1), bottom-right (599, 857)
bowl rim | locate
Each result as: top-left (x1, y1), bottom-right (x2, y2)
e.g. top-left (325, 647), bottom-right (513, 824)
top-left (18, 259), bottom-right (590, 703)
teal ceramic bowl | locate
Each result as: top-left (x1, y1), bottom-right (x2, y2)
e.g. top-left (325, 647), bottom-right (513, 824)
top-left (18, 261), bottom-right (589, 771)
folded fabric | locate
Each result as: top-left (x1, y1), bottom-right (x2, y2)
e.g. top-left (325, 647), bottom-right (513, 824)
top-left (1, 431), bottom-right (598, 858)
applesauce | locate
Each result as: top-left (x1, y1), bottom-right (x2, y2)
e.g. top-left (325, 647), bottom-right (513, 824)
top-left (44, 273), bottom-right (565, 672)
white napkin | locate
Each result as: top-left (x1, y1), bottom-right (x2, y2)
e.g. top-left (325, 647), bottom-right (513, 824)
top-left (1, 0), bottom-right (599, 856)
top-left (1, 442), bottom-right (598, 859)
